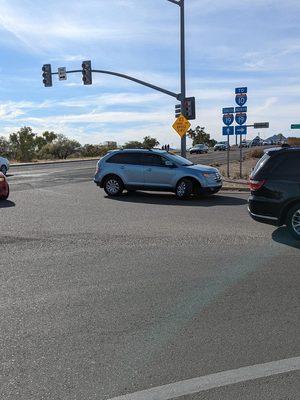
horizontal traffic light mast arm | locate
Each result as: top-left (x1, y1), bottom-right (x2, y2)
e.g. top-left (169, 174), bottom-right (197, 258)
top-left (92, 69), bottom-right (180, 100)
top-left (51, 68), bottom-right (180, 99)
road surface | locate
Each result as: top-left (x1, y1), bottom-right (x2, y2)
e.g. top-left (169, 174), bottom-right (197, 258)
top-left (1, 161), bottom-right (299, 400)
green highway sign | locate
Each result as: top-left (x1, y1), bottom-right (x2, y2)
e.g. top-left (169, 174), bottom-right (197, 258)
top-left (291, 124), bottom-right (300, 129)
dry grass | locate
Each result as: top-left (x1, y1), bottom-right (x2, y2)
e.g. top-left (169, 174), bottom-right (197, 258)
top-left (288, 137), bottom-right (300, 146)
top-left (219, 157), bottom-right (258, 180)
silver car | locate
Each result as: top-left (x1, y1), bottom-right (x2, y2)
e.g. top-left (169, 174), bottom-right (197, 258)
top-left (0, 156), bottom-right (9, 175)
top-left (94, 149), bottom-right (222, 199)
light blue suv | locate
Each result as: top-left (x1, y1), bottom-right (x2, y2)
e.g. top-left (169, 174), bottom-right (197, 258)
top-left (94, 149), bottom-right (222, 199)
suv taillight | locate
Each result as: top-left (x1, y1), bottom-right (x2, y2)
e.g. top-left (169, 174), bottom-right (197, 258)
top-left (249, 179), bottom-right (266, 191)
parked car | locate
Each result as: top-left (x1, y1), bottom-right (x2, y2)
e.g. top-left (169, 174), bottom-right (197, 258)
top-left (189, 144), bottom-right (209, 154)
top-left (248, 147), bottom-right (300, 239)
top-left (214, 142), bottom-right (229, 151)
top-left (238, 140), bottom-right (250, 148)
top-left (94, 149), bottom-right (222, 199)
top-left (0, 172), bottom-right (9, 200)
top-left (249, 139), bottom-right (263, 147)
top-left (0, 156), bottom-right (9, 175)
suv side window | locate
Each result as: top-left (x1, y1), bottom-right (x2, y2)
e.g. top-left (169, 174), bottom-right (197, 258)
top-left (271, 152), bottom-right (300, 178)
top-left (140, 154), bottom-right (166, 167)
top-left (106, 153), bottom-right (141, 165)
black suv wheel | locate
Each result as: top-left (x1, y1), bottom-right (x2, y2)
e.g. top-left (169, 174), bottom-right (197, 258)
top-left (103, 176), bottom-right (124, 197)
top-left (176, 178), bottom-right (193, 199)
top-left (287, 204), bottom-right (300, 240)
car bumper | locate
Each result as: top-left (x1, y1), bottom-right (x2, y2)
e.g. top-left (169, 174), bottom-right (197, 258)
top-left (200, 185), bottom-right (222, 195)
top-left (0, 182), bottom-right (9, 198)
top-left (248, 197), bottom-right (280, 226)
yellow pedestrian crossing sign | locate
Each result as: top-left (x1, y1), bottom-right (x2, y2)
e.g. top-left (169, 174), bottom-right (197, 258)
top-left (172, 114), bottom-right (191, 138)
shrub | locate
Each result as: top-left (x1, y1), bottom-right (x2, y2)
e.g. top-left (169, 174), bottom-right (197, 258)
top-left (249, 149), bottom-right (264, 159)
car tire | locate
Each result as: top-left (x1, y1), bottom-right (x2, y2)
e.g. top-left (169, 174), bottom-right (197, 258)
top-left (0, 186), bottom-right (9, 200)
top-left (103, 175), bottom-right (124, 197)
top-left (286, 204), bottom-right (300, 240)
top-left (0, 165), bottom-right (7, 175)
top-left (176, 178), bottom-right (193, 199)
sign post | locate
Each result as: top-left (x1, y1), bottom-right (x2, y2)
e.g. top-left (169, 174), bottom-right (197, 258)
top-left (222, 111), bottom-right (234, 177)
top-left (235, 88), bottom-right (248, 178)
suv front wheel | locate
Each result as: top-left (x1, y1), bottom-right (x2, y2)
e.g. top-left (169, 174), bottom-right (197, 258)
top-left (176, 178), bottom-right (193, 199)
top-left (287, 204), bottom-right (300, 240)
top-left (103, 175), bottom-right (124, 197)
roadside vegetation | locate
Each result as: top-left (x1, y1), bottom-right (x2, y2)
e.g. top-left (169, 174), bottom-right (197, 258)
top-left (0, 127), bottom-right (160, 162)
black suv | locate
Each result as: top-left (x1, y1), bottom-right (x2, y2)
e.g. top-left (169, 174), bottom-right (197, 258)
top-left (248, 147), bottom-right (300, 239)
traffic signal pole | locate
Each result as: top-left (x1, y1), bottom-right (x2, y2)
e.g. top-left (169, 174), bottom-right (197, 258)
top-left (180, 0), bottom-right (186, 158)
top-left (44, 0), bottom-right (190, 157)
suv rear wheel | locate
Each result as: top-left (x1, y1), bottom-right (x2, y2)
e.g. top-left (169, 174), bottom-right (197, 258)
top-left (287, 204), bottom-right (300, 240)
top-left (103, 176), bottom-right (124, 197)
top-left (176, 178), bottom-right (193, 199)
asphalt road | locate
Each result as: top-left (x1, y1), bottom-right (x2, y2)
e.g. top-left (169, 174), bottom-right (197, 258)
top-left (1, 162), bottom-right (299, 399)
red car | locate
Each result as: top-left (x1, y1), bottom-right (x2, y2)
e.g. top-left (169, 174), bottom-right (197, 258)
top-left (0, 172), bottom-right (9, 200)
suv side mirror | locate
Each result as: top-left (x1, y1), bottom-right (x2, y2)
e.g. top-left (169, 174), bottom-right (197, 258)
top-left (164, 160), bottom-right (176, 168)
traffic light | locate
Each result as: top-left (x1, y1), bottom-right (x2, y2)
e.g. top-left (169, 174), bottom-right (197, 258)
top-left (182, 97), bottom-right (196, 120)
top-left (82, 60), bottom-right (92, 85)
top-left (42, 64), bottom-right (52, 87)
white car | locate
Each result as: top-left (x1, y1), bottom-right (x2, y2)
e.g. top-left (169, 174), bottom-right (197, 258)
top-left (0, 156), bottom-right (9, 175)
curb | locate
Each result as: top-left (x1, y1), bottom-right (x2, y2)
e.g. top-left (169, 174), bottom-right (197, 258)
top-left (10, 158), bottom-right (98, 168)
top-left (221, 186), bottom-right (249, 192)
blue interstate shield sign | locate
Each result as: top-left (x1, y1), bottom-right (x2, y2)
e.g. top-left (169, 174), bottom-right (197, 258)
top-left (223, 114), bottom-right (234, 126)
top-left (235, 126), bottom-right (247, 135)
top-left (235, 94), bottom-right (247, 107)
top-left (223, 126), bottom-right (234, 136)
top-left (235, 113), bottom-right (247, 125)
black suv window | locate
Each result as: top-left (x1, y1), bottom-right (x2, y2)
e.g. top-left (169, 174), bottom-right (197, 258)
top-left (140, 154), bottom-right (166, 167)
top-left (271, 152), bottom-right (300, 178)
top-left (106, 152), bottom-right (141, 165)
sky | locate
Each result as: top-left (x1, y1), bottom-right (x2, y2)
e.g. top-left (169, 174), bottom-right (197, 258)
top-left (0, 0), bottom-right (300, 148)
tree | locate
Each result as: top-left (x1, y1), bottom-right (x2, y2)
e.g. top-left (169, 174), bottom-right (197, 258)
top-left (123, 140), bottom-right (144, 149)
top-left (0, 136), bottom-right (10, 157)
top-left (142, 136), bottom-right (159, 149)
top-left (35, 131), bottom-right (58, 152)
top-left (9, 126), bottom-right (36, 161)
top-left (187, 126), bottom-right (217, 147)
top-left (43, 131), bottom-right (57, 144)
top-left (51, 135), bottom-right (80, 159)
top-left (39, 134), bottom-right (80, 159)
top-left (123, 136), bottom-right (159, 149)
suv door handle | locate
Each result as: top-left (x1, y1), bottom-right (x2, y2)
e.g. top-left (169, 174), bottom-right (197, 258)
top-left (146, 168), bottom-right (152, 172)
top-left (120, 166), bottom-right (125, 169)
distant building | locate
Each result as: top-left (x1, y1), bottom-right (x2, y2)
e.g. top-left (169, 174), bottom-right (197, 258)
top-left (265, 134), bottom-right (287, 144)
top-left (103, 141), bottom-right (117, 148)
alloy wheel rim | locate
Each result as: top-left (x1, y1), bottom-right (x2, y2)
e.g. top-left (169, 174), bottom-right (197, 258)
top-left (291, 209), bottom-right (300, 235)
top-left (177, 182), bottom-right (186, 197)
top-left (107, 179), bottom-right (119, 194)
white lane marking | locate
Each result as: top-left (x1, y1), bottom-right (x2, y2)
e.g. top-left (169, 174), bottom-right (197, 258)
top-left (107, 357), bottom-right (300, 400)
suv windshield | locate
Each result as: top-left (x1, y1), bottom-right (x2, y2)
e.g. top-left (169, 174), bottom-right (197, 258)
top-left (166, 153), bottom-right (194, 166)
